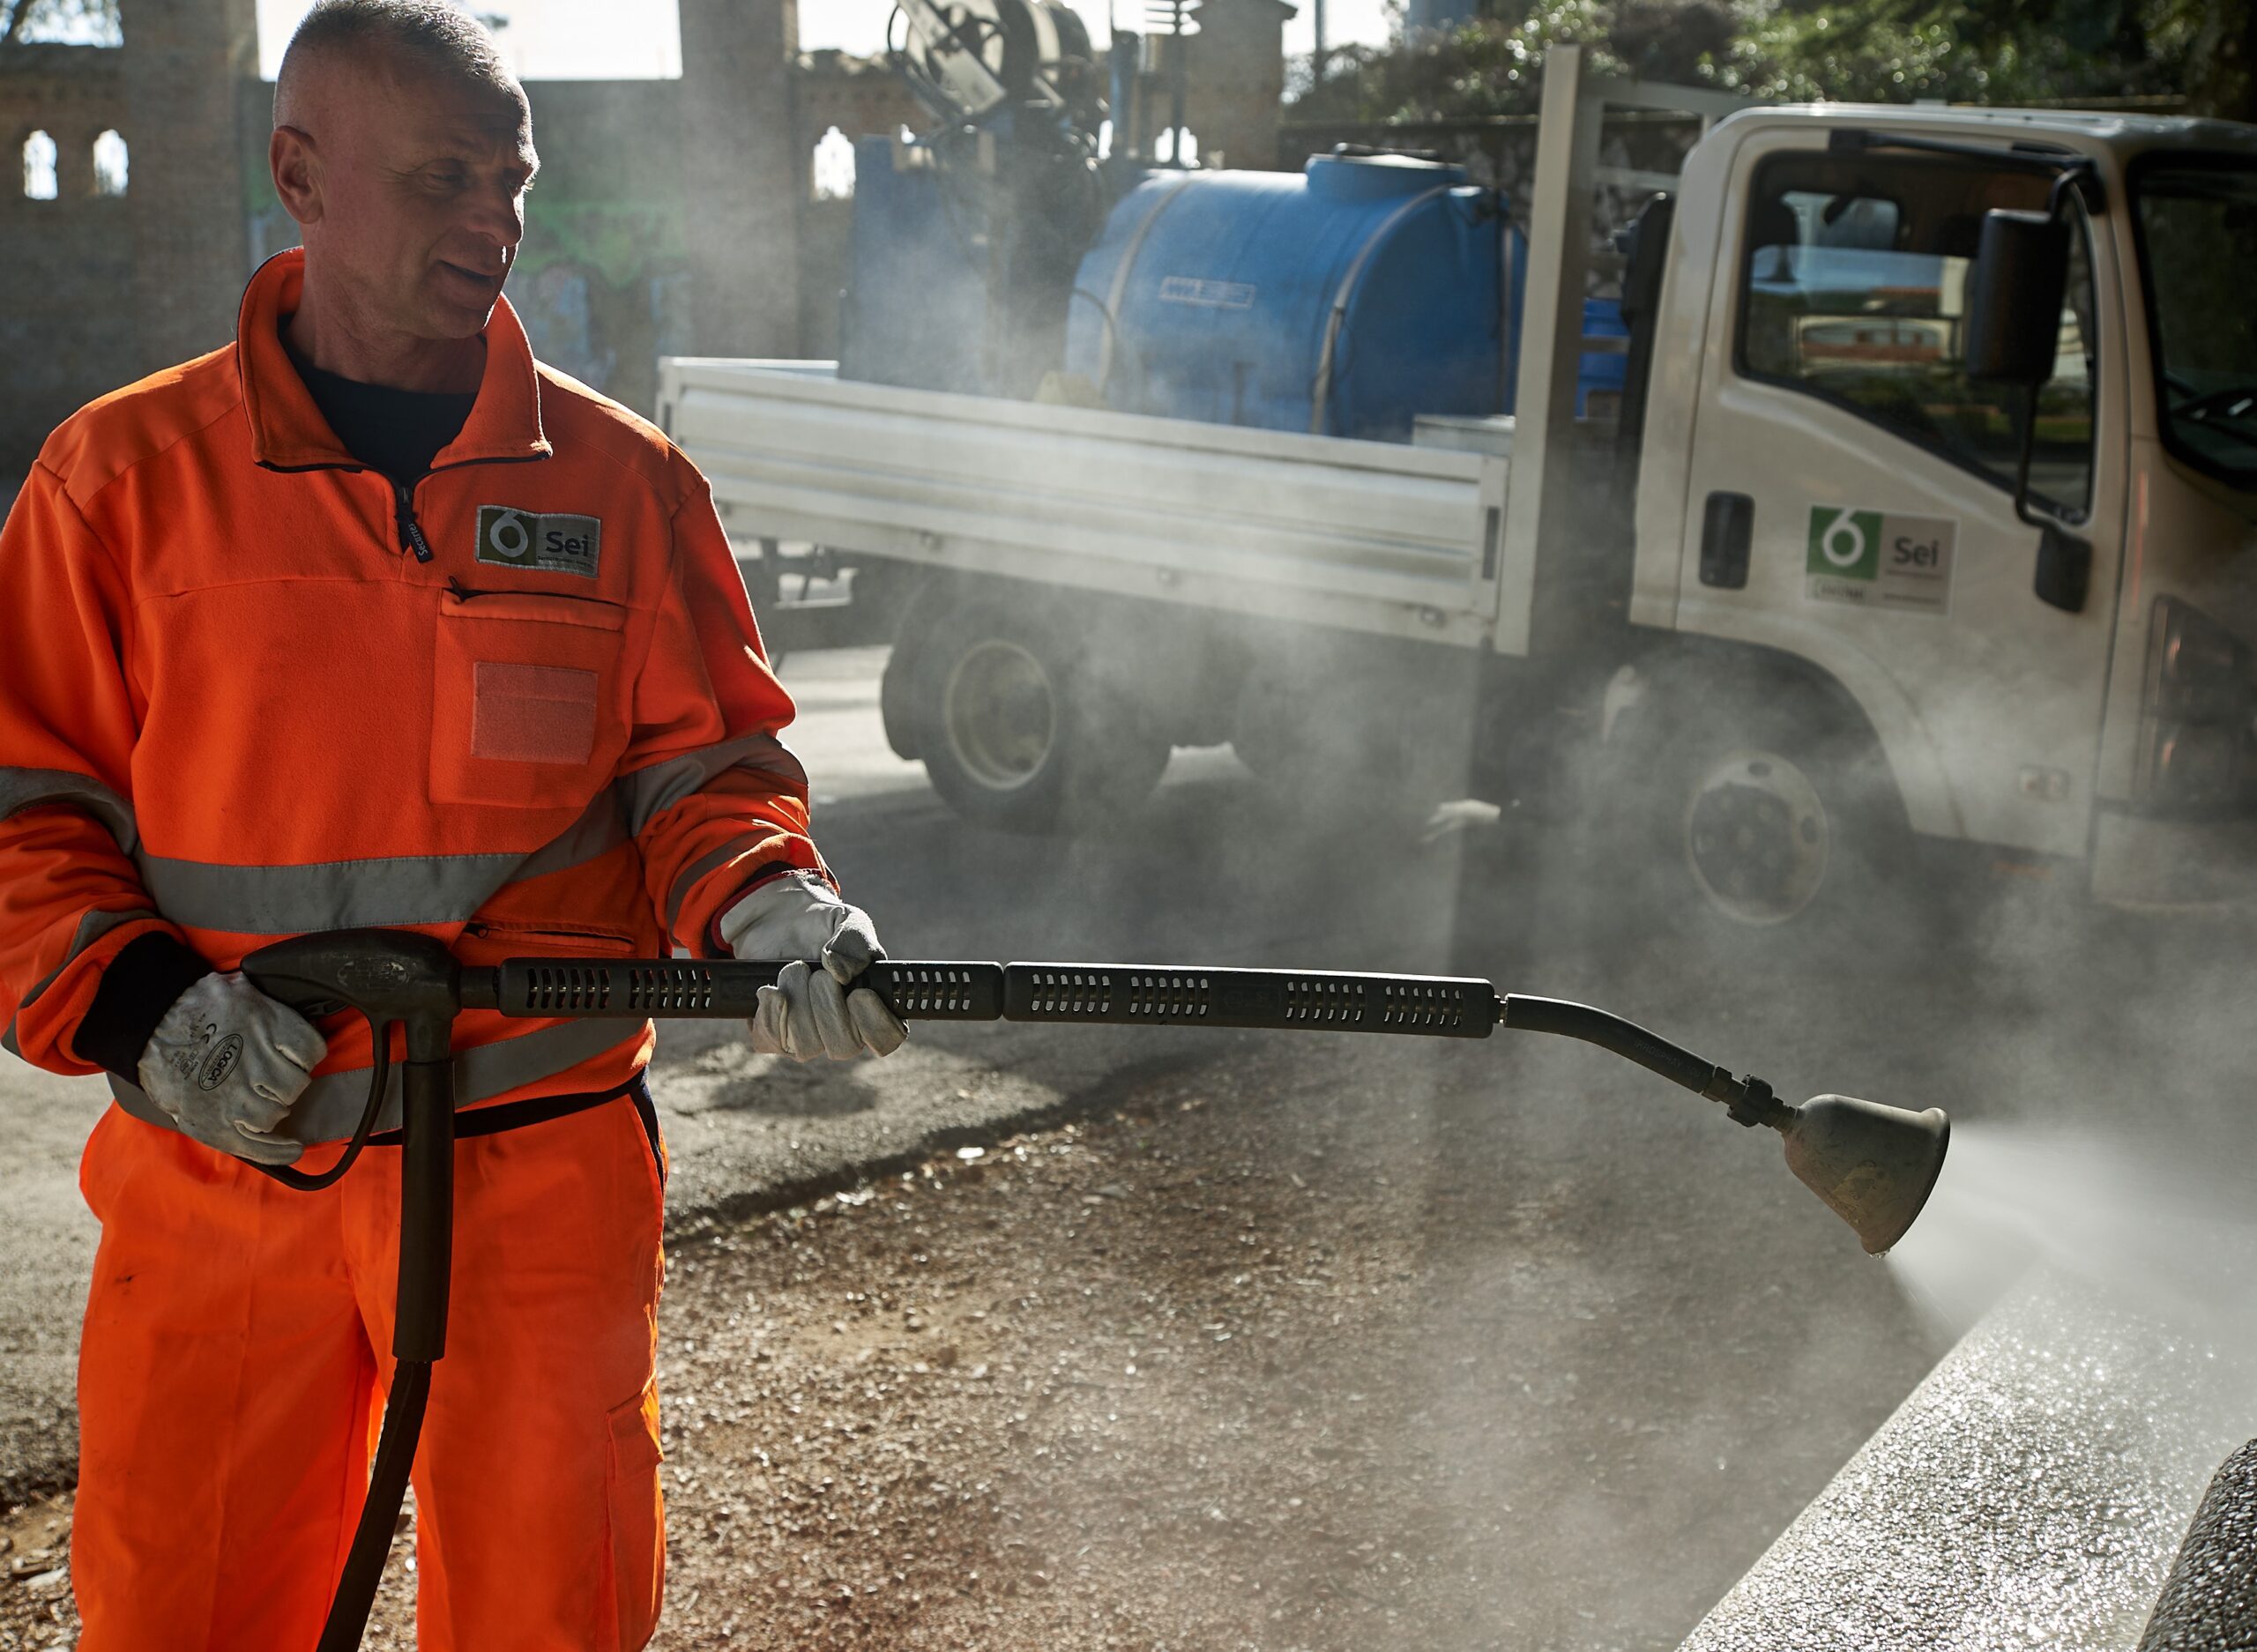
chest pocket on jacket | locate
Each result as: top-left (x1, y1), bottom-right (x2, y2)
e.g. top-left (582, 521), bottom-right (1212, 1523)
top-left (432, 589), bottom-right (630, 809)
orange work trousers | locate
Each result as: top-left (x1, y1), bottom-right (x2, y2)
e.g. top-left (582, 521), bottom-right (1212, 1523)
top-left (71, 1092), bottom-right (667, 1652)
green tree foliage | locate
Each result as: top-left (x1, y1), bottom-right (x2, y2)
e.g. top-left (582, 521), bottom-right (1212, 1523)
top-left (1289, 0), bottom-right (2255, 123)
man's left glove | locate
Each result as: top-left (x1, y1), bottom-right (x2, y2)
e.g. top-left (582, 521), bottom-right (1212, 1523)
top-left (137, 971), bottom-right (329, 1165)
top-left (719, 872), bottom-right (909, 1061)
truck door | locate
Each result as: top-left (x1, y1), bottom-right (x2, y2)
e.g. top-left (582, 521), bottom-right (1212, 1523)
top-left (1672, 129), bottom-right (2126, 859)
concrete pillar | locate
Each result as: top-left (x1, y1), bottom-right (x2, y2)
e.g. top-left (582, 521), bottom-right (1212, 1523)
top-left (1188, 0), bottom-right (1293, 171)
top-left (121, 0), bottom-right (257, 370)
top-left (677, 0), bottom-right (804, 357)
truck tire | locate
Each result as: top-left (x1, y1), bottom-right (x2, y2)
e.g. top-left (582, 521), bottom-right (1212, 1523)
top-left (1588, 672), bottom-right (1910, 936)
top-left (910, 597), bottom-right (1170, 832)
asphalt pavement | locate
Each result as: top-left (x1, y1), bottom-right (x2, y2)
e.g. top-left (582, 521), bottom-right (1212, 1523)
top-left (4, 643), bottom-right (2253, 1647)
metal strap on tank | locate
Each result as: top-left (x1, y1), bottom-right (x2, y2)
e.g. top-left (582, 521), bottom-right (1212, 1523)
top-left (1093, 176), bottom-right (1196, 394)
top-left (1498, 217), bottom-right (1519, 413)
top-left (1308, 185), bottom-right (1456, 436)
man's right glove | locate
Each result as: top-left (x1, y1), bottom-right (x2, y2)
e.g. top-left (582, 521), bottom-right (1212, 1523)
top-left (719, 872), bottom-right (908, 1061)
top-left (137, 971), bottom-right (328, 1165)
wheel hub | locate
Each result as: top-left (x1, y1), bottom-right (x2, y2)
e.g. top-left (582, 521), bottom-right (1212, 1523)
top-left (1682, 749), bottom-right (1829, 926)
top-left (942, 639), bottom-right (1057, 792)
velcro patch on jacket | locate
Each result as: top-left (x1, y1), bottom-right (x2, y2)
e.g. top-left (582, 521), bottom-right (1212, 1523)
top-left (475, 506), bottom-right (602, 577)
top-left (473, 662), bottom-right (600, 763)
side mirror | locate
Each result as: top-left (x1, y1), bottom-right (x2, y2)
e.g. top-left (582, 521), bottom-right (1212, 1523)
top-left (1964, 209), bottom-right (2071, 386)
top-left (1965, 207), bottom-right (2089, 552)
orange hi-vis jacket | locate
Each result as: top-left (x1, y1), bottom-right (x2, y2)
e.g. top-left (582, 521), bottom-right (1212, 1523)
top-left (0, 249), bottom-right (823, 1143)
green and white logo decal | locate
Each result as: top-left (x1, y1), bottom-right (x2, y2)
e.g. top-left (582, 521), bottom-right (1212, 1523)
top-left (475, 506), bottom-right (602, 578)
top-left (1806, 506), bottom-right (1955, 615)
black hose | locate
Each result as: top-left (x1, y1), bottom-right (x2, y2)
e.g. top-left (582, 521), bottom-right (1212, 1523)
top-left (257, 1019), bottom-right (393, 1194)
top-left (1498, 994), bottom-right (1725, 1096)
top-left (314, 1053), bottom-right (458, 1650)
top-left (312, 1361), bottom-right (429, 1652)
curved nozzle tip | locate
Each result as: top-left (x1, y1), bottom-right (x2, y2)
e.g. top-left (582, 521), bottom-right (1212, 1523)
top-left (1780, 1094), bottom-right (1950, 1255)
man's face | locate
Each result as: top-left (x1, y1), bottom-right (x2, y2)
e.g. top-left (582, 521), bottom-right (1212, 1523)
top-left (287, 56), bottom-right (538, 343)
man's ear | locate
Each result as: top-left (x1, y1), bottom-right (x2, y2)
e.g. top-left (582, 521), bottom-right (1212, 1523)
top-left (271, 125), bottom-right (322, 227)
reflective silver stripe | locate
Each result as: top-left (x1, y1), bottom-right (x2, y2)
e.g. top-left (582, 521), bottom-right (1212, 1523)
top-left (137, 848), bottom-right (526, 934)
top-left (665, 839), bottom-right (762, 935)
top-left (0, 768), bottom-right (138, 852)
top-left (618, 733), bottom-right (808, 837)
top-left (510, 787), bottom-right (630, 884)
top-left (132, 794), bottom-right (637, 937)
top-left (2, 906), bottom-right (157, 1057)
top-left (107, 1016), bottom-right (644, 1143)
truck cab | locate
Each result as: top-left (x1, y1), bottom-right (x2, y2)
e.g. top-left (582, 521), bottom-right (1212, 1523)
top-left (1620, 105), bottom-right (2257, 917)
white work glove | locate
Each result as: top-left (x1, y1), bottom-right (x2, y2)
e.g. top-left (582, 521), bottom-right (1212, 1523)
top-left (719, 872), bottom-right (908, 1061)
top-left (137, 971), bottom-right (328, 1165)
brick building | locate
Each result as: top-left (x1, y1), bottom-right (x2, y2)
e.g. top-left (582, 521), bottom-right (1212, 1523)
top-left (0, 0), bottom-right (809, 477)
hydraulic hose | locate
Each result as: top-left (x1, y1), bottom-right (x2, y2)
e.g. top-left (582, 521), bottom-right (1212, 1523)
top-left (310, 1046), bottom-right (456, 1652)
top-left (313, 1362), bottom-right (428, 1652)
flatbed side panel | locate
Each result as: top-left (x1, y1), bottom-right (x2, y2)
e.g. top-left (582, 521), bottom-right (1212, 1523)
top-left (659, 360), bottom-right (1524, 652)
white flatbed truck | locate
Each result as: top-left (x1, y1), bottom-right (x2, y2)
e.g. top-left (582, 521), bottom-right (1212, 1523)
top-left (660, 48), bottom-right (2257, 927)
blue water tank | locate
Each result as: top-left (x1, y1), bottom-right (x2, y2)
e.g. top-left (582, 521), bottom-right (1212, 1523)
top-left (1064, 154), bottom-right (1510, 442)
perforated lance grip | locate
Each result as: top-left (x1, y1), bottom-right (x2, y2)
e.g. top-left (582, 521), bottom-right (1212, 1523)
top-left (470, 959), bottom-right (1497, 1038)
top-left (475, 959), bottom-right (1006, 1021)
top-left (1000, 964), bottom-right (1496, 1037)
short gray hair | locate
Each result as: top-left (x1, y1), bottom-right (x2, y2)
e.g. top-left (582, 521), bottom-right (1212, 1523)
top-left (276, 1), bottom-right (517, 120)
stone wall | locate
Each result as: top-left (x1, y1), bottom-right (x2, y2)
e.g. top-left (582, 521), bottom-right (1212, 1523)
top-left (0, 0), bottom-right (1300, 478)
top-left (1, 0), bottom-right (257, 478)
top-left (798, 48), bottom-right (921, 149)
top-left (0, 0), bottom-right (808, 477)
top-left (1, 44), bottom-right (138, 474)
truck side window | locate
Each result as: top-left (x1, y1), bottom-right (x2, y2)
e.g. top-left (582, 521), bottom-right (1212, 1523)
top-left (1737, 154), bottom-right (2096, 516)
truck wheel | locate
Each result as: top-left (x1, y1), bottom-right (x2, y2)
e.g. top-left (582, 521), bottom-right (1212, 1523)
top-left (1679, 743), bottom-right (1838, 926)
top-left (912, 599), bottom-right (1170, 832)
top-left (1593, 686), bottom-right (1907, 934)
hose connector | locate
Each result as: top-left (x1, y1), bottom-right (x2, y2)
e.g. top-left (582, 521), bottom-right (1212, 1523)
top-left (1703, 1070), bottom-right (1795, 1131)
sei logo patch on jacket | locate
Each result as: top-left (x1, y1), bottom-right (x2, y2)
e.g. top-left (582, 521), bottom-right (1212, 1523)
top-left (475, 506), bottom-right (602, 577)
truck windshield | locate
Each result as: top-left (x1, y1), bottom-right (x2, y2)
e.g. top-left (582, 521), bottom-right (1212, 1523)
top-left (2135, 156), bottom-right (2257, 489)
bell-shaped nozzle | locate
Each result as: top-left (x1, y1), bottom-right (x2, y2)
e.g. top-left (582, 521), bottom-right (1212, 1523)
top-left (1778, 1094), bottom-right (1949, 1255)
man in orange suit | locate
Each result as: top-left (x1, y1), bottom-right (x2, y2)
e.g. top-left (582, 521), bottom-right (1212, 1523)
top-left (0, 4), bottom-right (901, 1646)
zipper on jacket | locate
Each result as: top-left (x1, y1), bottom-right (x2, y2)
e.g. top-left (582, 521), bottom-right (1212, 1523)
top-left (394, 480), bottom-right (435, 562)
top-left (445, 576), bottom-right (623, 611)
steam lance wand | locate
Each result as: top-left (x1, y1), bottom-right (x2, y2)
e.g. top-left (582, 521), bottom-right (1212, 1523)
top-left (236, 928), bottom-right (1950, 1652)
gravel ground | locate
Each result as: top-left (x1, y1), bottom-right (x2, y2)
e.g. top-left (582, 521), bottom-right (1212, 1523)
top-left (1, 1023), bottom-right (1934, 1652)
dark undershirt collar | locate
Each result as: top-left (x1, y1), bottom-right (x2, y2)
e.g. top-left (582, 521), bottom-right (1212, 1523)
top-left (281, 325), bottom-right (479, 483)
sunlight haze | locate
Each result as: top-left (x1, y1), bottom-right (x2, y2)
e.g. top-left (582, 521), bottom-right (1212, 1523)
top-left (257, 0), bottom-right (1389, 79)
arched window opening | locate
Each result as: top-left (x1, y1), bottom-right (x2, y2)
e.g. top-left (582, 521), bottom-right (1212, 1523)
top-left (22, 130), bottom-right (58, 200)
top-left (811, 126), bottom-right (855, 201)
top-left (92, 129), bottom-right (128, 197)
top-left (1156, 126), bottom-right (1202, 167)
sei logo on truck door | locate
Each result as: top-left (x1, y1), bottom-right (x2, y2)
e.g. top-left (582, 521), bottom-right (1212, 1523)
top-left (475, 506), bottom-right (603, 577)
top-left (1805, 506), bottom-right (1955, 615)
